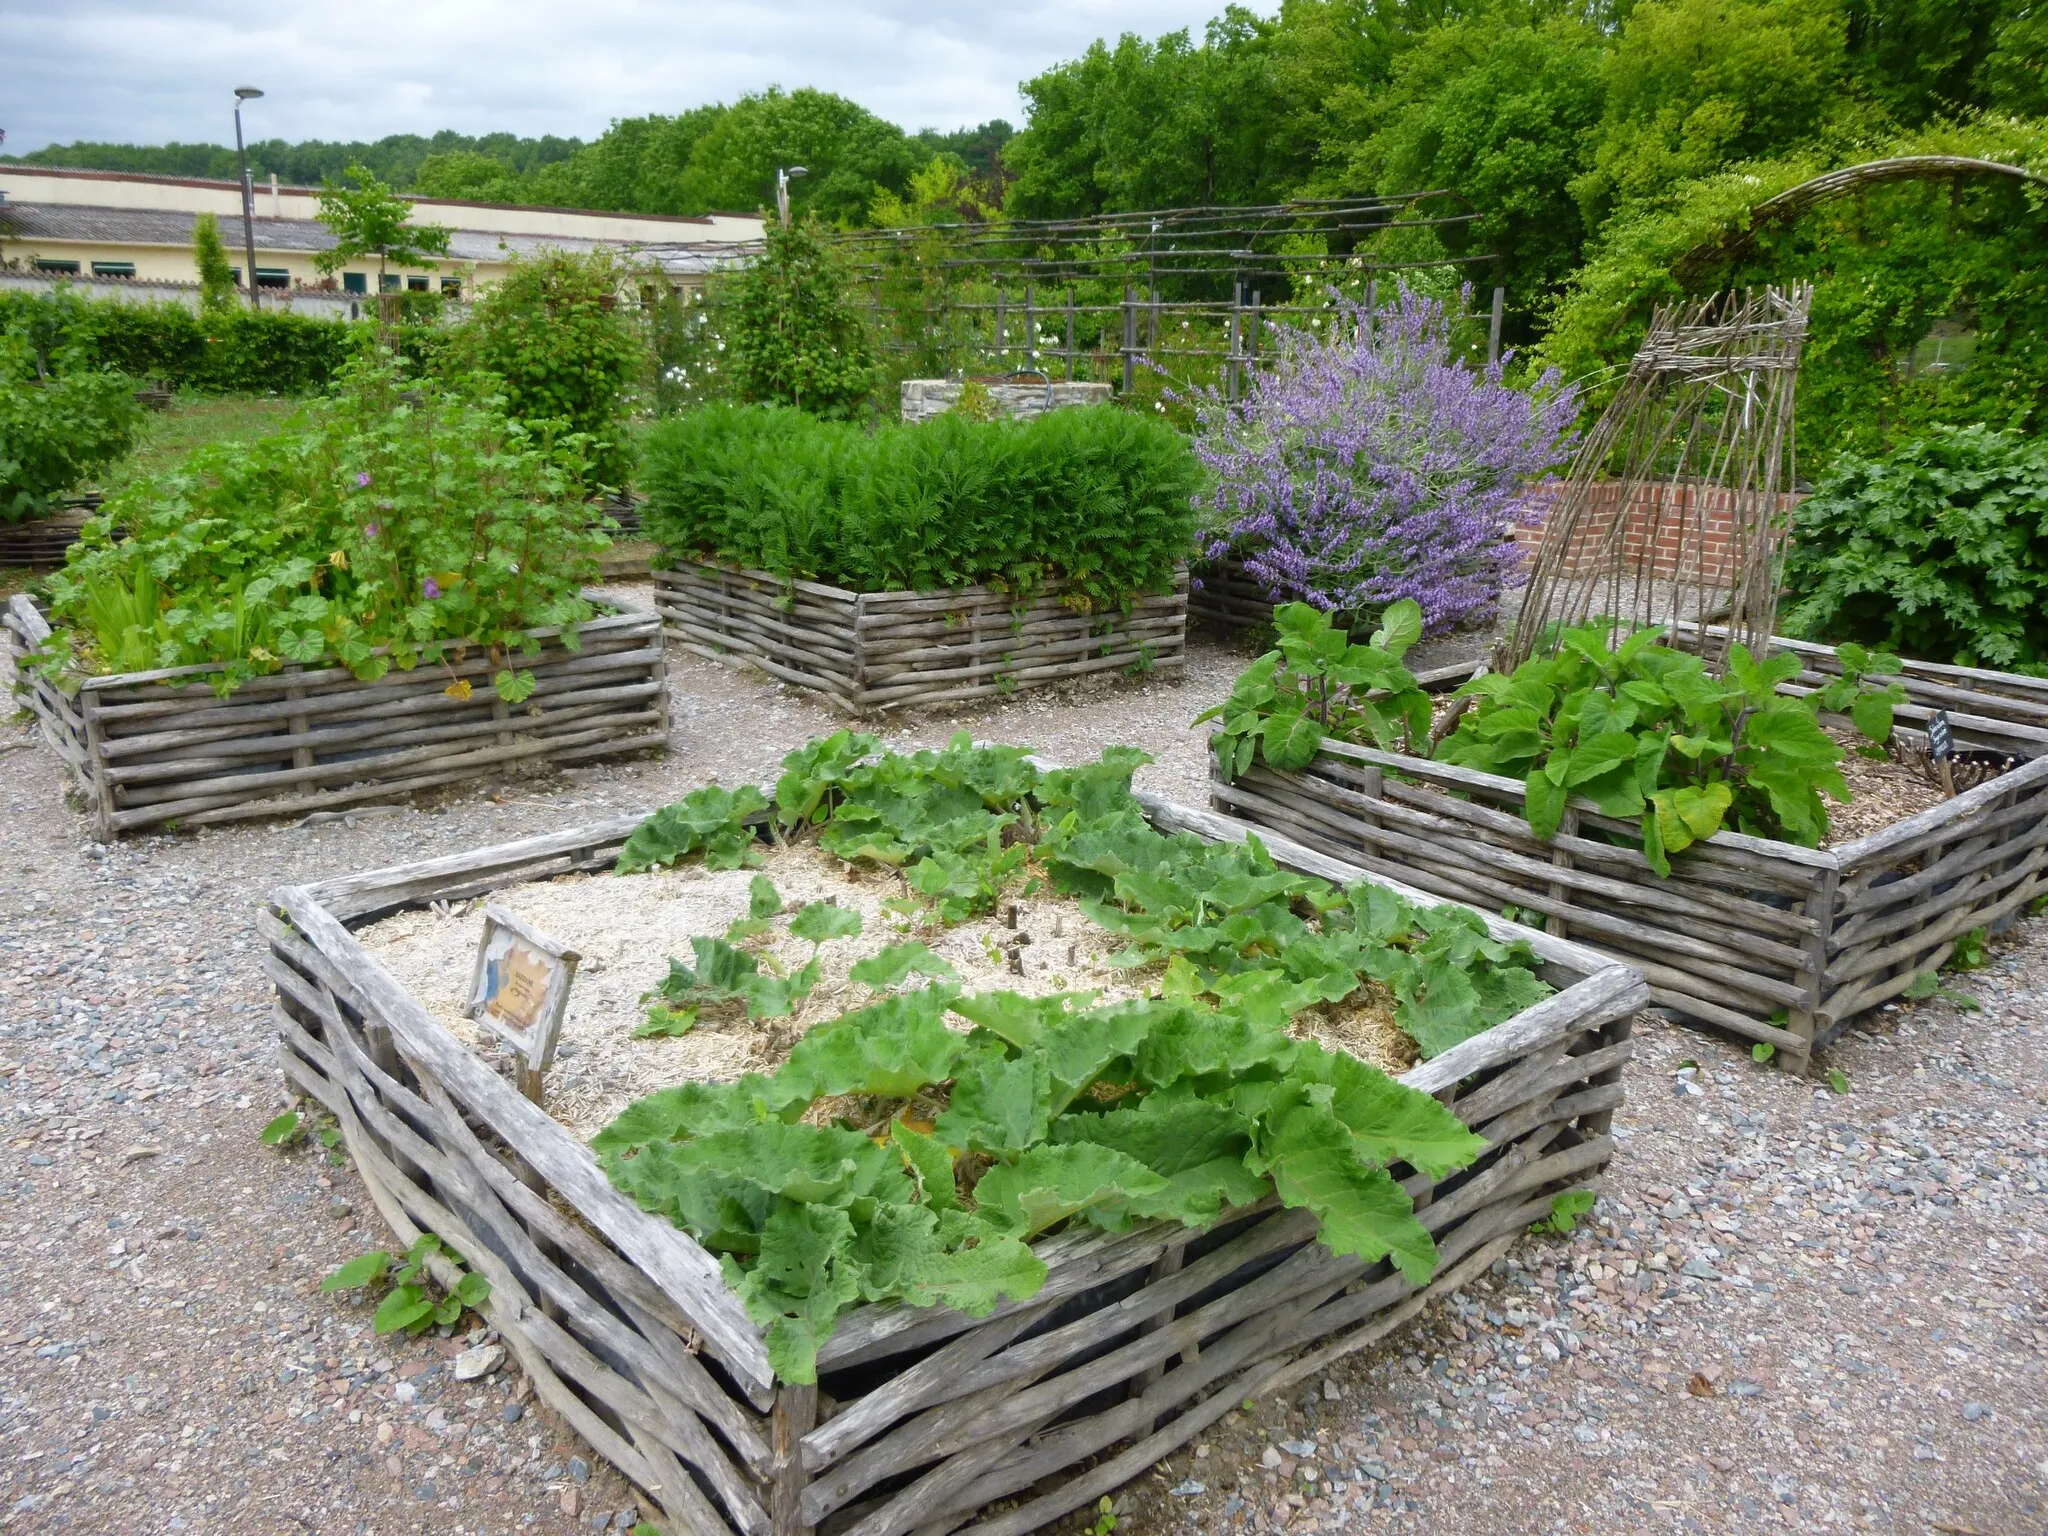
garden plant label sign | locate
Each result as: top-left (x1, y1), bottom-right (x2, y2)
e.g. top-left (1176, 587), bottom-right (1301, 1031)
top-left (466, 907), bottom-right (580, 1102)
top-left (1926, 709), bottom-right (1953, 761)
top-left (1927, 709), bottom-right (1956, 797)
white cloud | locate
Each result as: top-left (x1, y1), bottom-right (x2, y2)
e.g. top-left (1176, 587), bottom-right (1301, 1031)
top-left (0, 1), bottom-right (1256, 153)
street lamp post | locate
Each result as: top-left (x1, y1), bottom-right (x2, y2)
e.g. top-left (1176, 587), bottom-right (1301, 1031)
top-left (233, 87), bottom-right (265, 309)
top-left (775, 166), bottom-right (808, 229)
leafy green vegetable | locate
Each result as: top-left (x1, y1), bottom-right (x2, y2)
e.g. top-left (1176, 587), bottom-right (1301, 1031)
top-left (616, 784), bottom-right (768, 873)
top-left (1201, 601), bottom-right (1431, 780)
top-left (790, 900), bottom-right (863, 945)
top-left (634, 1002), bottom-right (700, 1039)
top-left (849, 941), bottom-right (959, 989)
top-left (1434, 621), bottom-right (1893, 872)
top-left (597, 738), bottom-right (1558, 1383)
top-left (650, 934), bottom-right (820, 1021)
top-left (726, 875), bottom-right (787, 939)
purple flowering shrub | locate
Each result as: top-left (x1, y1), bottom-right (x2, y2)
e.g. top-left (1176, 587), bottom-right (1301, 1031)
top-left (1190, 288), bottom-right (1578, 633)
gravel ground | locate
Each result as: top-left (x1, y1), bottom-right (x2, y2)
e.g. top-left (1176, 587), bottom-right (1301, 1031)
top-left (3, 602), bottom-right (2043, 1535)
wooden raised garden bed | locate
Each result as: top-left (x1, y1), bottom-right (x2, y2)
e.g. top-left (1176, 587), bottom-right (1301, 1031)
top-left (2, 593), bottom-right (668, 840)
top-left (652, 560), bottom-right (1188, 714)
top-left (1211, 633), bottom-right (2048, 1071)
top-left (0, 498), bottom-right (102, 568)
top-left (1188, 556), bottom-right (1278, 632)
top-left (263, 793), bottom-right (1644, 1536)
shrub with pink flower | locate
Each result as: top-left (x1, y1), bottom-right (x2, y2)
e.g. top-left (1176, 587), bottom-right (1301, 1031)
top-left (1189, 287), bottom-right (1578, 634)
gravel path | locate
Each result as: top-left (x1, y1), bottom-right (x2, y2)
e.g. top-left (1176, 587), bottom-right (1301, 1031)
top-left (3, 605), bottom-right (2043, 1535)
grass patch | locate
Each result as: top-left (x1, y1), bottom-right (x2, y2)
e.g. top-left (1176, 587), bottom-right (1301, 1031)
top-left (94, 394), bottom-right (305, 492)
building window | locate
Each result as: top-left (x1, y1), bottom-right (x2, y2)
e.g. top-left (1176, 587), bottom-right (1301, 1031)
top-left (407, 276), bottom-right (429, 292)
top-left (255, 267), bottom-right (291, 290)
top-left (33, 259), bottom-right (81, 275)
top-left (90, 261), bottom-right (137, 279)
top-left (380, 273), bottom-right (401, 292)
top-left (439, 276), bottom-right (462, 298)
top-left (342, 271), bottom-right (367, 295)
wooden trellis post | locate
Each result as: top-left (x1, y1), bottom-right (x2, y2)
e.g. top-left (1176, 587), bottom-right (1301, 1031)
top-left (1064, 288), bottom-right (1076, 382)
top-left (1121, 285), bottom-right (1136, 393)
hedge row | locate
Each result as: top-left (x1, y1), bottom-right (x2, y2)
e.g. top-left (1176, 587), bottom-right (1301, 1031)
top-left (0, 291), bottom-right (443, 395)
top-left (638, 402), bottom-right (1203, 607)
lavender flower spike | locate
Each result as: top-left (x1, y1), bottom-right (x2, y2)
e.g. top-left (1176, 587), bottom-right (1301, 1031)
top-left (1182, 285), bottom-right (1579, 635)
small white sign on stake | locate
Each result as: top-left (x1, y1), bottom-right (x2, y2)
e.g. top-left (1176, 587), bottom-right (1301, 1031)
top-left (466, 906), bottom-right (580, 1104)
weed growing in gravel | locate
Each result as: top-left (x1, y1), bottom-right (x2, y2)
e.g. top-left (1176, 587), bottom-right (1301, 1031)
top-left (320, 1232), bottom-right (491, 1336)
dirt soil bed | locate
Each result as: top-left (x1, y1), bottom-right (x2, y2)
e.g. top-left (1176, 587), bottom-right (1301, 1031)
top-left (359, 839), bottom-right (1413, 1142)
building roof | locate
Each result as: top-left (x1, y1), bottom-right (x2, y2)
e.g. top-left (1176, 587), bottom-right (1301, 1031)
top-left (0, 161), bottom-right (749, 227)
top-left (0, 200), bottom-right (753, 272)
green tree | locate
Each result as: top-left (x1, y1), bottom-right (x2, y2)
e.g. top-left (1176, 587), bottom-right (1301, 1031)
top-left (1348, 9), bottom-right (1609, 342)
top-left (191, 212), bottom-right (240, 313)
top-left (412, 150), bottom-right (527, 203)
top-left (517, 89), bottom-right (926, 223)
top-left (728, 219), bottom-right (875, 417)
top-left (449, 247), bottom-right (648, 490)
top-left (1571, 0), bottom-right (1860, 227)
top-left (312, 162), bottom-right (453, 292)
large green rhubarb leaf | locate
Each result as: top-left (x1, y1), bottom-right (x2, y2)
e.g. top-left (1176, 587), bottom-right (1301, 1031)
top-left (934, 1045), bottom-right (1054, 1158)
top-left (1288, 1044), bottom-right (1485, 1178)
top-left (774, 987), bottom-right (965, 1102)
top-left (847, 1204), bottom-right (1047, 1315)
top-left (725, 1203), bottom-right (863, 1385)
top-left (972, 1143), bottom-right (1169, 1236)
top-left (1251, 1103), bottom-right (1439, 1284)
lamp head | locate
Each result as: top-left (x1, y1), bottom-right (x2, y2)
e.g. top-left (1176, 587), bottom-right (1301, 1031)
top-left (786, 166), bottom-right (808, 179)
top-left (234, 86), bottom-right (264, 101)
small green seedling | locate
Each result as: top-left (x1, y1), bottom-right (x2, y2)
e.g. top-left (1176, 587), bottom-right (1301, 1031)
top-left (726, 875), bottom-right (787, 940)
top-left (1827, 1068), bottom-right (1850, 1095)
top-left (1751, 1042), bottom-right (1775, 1064)
top-left (1950, 927), bottom-right (1989, 971)
top-left (1905, 970), bottom-right (1982, 1012)
top-left (1089, 1496), bottom-right (1117, 1536)
top-left (635, 1001), bottom-right (699, 1039)
top-left (1535, 1189), bottom-right (1596, 1235)
top-left (259, 1110), bottom-right (303, 1148)
top-left (320, 1232), bottom-right (491, 1336)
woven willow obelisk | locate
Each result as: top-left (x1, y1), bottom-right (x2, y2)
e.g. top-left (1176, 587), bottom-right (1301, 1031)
top-left (1499, 285), bottom-right (1814, 675)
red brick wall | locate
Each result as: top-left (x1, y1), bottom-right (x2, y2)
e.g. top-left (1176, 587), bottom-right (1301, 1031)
top-left (1512, 480), bottom-right (1799, 579)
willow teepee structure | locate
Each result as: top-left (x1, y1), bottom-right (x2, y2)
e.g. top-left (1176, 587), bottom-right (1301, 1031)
top-left (1499, 284), bottom-right (1815, 674)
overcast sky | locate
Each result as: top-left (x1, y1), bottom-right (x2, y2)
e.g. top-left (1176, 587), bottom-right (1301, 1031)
top-left (1, 1), bottom-right (1249, 153)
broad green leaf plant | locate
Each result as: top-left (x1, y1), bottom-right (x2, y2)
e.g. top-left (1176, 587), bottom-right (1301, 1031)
top-left (1434, 622), bottom-right (1905, 873)
top-left (1209, 603), bottom-right (1906, 876)
top-left (42, 343), bottom-right (607, 699)
top-left (320, 1233), bottom-right (491, 1336)
top-left (1199, 600), bottom-right (1432, 777)
top-left (597, 733), bottom-right (1553, 1383)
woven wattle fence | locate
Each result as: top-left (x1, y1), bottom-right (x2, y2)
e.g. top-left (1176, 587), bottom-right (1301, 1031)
top-left (3, 593), bottom-right (668, 840)
top-left (653, 560), bottom-right (1188, 714)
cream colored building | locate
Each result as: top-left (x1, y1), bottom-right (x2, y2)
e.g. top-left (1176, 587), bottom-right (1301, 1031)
top-left (0, 164), bottom-right (763, 302)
